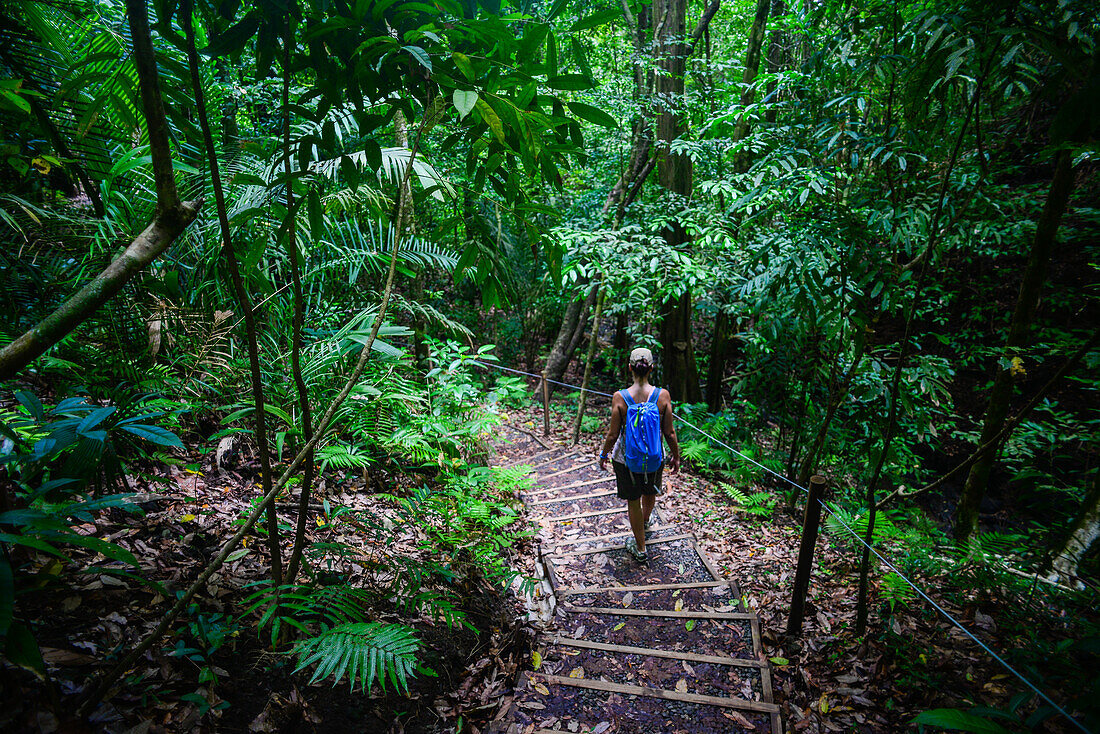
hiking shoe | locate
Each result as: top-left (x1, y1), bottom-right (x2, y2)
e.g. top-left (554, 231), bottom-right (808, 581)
top-left (625, 537), bottom-right (648, 564)
top-left (643, 517), bottom-right (654, 532)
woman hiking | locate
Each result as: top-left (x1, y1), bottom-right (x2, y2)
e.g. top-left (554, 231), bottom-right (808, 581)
top-left (598, 347), bottom-right (681, 564)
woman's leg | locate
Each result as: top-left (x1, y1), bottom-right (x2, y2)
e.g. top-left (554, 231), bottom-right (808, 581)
top-left (627, 498), bottom-right (646, 551)
top-left (641, 493), bottom-right (656, 525)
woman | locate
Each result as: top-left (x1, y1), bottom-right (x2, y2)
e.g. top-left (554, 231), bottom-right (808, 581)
top-left (598, 347), bottom-right (681, 564)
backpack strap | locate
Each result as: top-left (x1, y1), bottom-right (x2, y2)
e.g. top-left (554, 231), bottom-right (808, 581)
top-left (620, 389), bottom-right (635, 406)
top-left (646, 387), bottom-right (661, 405)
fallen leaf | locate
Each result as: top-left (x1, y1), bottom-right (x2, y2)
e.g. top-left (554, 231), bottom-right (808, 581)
top-left (613, 622), bottom-right (625, 631)
top-left (568, 667), bottom-right (585, 679)
top-left (685, 620), bottom-right (696, 632)
top-left (675, 678), bottom-right (688, 692)
top-left (622, 592), bottom-right (633, 607)
top-left (770, 657), bottom-right (789, 666)
top-left (531, 651), bottom-right (542, 670)
top-left (532, 682), bottom-right (550, 695)
top-left (675, 598), bottom-right (684, 611)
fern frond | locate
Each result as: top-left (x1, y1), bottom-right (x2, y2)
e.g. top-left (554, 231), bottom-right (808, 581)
top-left (292, 622), bottom-right (421, 693)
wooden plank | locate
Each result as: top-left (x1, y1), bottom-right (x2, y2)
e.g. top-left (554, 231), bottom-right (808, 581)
top-left (752, 616), bottom-right (783, 734)
top-left (524, 451), bottom-right (581, 472)
top-left (526, 475), bottom-right (613, 496)
top-left (543, 506), bottom-right (624, 523)
top-left (539, 674), bottom-right (779, 714)
top-left (548, 532), bottom-right (695, 557)
top-left (536, 462), bottom-right (596, 481)
top-left (560, 580), bottom-right (730, 596)
top-left (498, 447), bottom-right (556, 468)
top-left (500, 423), bottom-right (554, 450)
top-left (549, 636), bottom-right (766, 669)
top-left (692, 537), bottom-right (725, 583)
top-left (560, 605), bottom-right (755, 620)
top-left (546, 526), bottom-right (674, 547)
top-left (531, 488), bottom-right (616, 505)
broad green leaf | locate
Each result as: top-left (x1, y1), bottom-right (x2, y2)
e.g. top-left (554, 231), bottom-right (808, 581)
top-left (403, 45), bottom-right (432, 72)
top-left (546, 74), bottom-right (592, 91)
top-left (3, 621), bottom-right (46, 679)
top-left (476, 99), bottom-right (504, 142)
top-left (911, 709), bottom-right (1012, 733)
top-left (570, 7), bottom-right (620, 31)
top-left (567, 101), bottom-right (617, 128)
top-left (452, 52), bottom-right (475, 82)
top-left (453, 90), bottom-right (478, 120)
top-left (119, 423), bottom-right (183, 448)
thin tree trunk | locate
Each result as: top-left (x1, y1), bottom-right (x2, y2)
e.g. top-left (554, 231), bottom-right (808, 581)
top-left (281, 19), bottom-right (315, 585)
top-left (182, 3), bottom-right (280, 586)
top-left (764, 0), bottom-right (787, 124)
top-left (1047, 471), bottom-right (1100, 585)
top-left (706, 311), bottom-right (731, 412)
top-left (0, 0), bottom-right (199, 379)
top-left (573, 279), bottom-right (606, 443)
top-left (732, 0), bottom-right (773, 170)
top-left (955, 150), bottom-right (1076, 543)
top-left (544, 281), bottom-right (597, 394)
top-left (654, 0), bottom-right (703, 404)
top-left (78, 92), bottom-right (429, 722)
top-left (795, 336), bottom-right (867, 487)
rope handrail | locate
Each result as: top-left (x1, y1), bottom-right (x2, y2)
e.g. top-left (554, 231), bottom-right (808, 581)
top-left (467, 358), bottom-right (812, 495)
top-left (463, 354), bottom-right (1089, 732)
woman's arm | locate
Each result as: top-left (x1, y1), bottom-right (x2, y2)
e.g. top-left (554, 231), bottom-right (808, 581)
top-left (659, 389), bottom-right (681, 472)
top-left (599, 392), bottom-right (626, 471)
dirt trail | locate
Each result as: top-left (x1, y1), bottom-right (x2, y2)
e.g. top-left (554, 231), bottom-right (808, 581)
top-left (489, 424), bottom-right (783, 734)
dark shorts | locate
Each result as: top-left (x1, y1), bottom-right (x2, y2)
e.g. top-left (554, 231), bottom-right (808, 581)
top-left (613, 460), bottom-right (663, 501)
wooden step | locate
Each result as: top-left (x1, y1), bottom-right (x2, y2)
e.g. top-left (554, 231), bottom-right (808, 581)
top-left (536, 461), bottom-right (597, 481)
top-left (560, 580), bottom-right (730, 596)
top-left (531, 488), bottom-right (616, 505)
top-left (547, 532), bottom-right (695, 557)
top-left (543, 506), bottom-right (624, 523)
top-left (549, 635), bottom-right (766, 668)
top-left (561, 604), bottom-right (753, 620)
top-left (538, 673), bottom-right (779, 714)
top-left (526, 475), bottom-right (613, 496)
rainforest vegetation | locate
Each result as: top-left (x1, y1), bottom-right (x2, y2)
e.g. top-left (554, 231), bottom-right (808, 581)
top-left (0, 0), bottom-right (1097, 730)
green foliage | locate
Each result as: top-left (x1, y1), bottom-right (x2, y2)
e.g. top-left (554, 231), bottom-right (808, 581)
top-left (720, 484), bottom-right (777, 518)
top-left (292, 622), bottom-right (423, 694)
top-left (913, 708), bottom-right (1012, 733)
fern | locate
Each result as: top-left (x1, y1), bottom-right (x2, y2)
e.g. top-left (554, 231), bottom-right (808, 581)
top-left (292, 622), bottom-right (422, 693)
top-left (881, 571), bottom-right (917, 611)
top-left (721, 484), bottom-right (777, 517)
top-left (317, 442), bottom-right (373, 473)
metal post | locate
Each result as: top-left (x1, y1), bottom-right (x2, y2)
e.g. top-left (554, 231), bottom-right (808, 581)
top-left (787, 474), bottom-right (827, 636)
top-left (541, 369), bottom-right (550, 437)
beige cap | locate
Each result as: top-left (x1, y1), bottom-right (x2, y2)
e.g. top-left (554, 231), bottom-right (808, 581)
top-left (629, 347), bottom-right (654, 366)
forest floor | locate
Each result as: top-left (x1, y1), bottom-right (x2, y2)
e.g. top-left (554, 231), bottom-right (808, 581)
top-left (521, 393), bottom-right (1093, 734)
top-left (3, 395), bottom-right (1093, 732)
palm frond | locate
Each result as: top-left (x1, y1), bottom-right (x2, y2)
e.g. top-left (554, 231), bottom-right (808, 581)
top-left (292, 621), bottom-right (421, 693)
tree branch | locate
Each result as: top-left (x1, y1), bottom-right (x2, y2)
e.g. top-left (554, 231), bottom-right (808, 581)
top-left (0, 0), bottom-right (198, 380)
top-left (877, 326), bottom-right (1100, 509)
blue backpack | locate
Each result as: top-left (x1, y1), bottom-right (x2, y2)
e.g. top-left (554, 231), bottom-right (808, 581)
top-left (620, 388), bottom-right (663, 474)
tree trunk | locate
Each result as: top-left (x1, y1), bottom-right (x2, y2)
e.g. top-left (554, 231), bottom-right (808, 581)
top-left (955, 150), bottom-right (1076, 543)
top-left (543, 282), bottom-right (598, 394)
top-left (653, 0), bottom-right (703, 403)
top-left (0, 0), bottom-right (199, 380)
top-left (764, 0), bottom-right (787, 124)
top-left (706, 311), bottom-right (731, 412)
top-left (1047, 471), bottom-right (1100, 586)
top-left (573, 280), bottom-right (606, 443)
top-left (281, 19), bottom-right (316, 585)
top-left (182, 3), bottom-right (280, 586)
top-left (731, 0), bottom-right (773, 169)
top-left (796, 335), bottom-right (867, 487)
